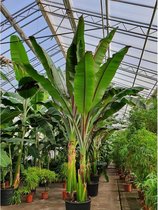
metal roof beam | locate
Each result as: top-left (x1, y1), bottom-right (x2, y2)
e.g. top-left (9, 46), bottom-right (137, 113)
top-left (0, 3), bottom-right (36, 54)
top-left (36, 0), bottom-right (66, 58)
top-left (63, 0), bottom-right (76, 32)
top-left (132, 1), bottom-right (157, 87)
top-left (105, 0), bottom-right (110, 57)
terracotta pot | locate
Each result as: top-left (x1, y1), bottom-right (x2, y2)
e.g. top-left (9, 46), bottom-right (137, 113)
top-left (124, 183), bottom-right (132, 192)
top-left (63, 181), bottom-right (66, 189)
top-left (62, 190), bottom-right (69, 200)
top-left (5, 181), bottom-right (10, 188)
top-left (41, 191), bottom-right (48, 199)
top-left (26, 194), bottom-right (33, 203)
top-left (143, 205), bottom-right (151, 210)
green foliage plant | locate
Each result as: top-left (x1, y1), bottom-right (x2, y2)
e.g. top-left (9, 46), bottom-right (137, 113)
top-left (9, 16), bottom-right (143, 202)
top-left (38, 169), bottom-right (57, 192)
top-left (142, 173), bottom-right (157, 210)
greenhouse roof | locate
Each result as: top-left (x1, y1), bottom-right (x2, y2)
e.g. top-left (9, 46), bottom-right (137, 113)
top-left (0, 0), bottom-right (157, 119)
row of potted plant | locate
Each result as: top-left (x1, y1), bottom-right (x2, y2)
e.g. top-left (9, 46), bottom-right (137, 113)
top-left (112, 102), bottom-right (157, 210)
top-left (0, 166), bottom-right (57, 205)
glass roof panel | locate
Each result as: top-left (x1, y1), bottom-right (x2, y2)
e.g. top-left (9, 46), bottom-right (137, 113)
top-left (1, 0), bottom-right (157, 120)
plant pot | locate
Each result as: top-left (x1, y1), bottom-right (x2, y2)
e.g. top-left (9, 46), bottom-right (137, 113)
top-left (143, 205), bottom-right (151, 210)
top-left (87, 182), bottom-right (99, 197)
top-left (26, 194), bottom-right (33, 203)
top-left (62, 190), bottom-right (69, 200)
top-left (31, 189), bottom-right (36, 196)
top-left (124, 183), bottom-right (132, 192)
top-left (65, 199), bottom-right (91, 210)
top-left (63, 181), bottom-right (66, 189)
top-left (90, 175), bottom-right (99, 183)
top-left (0, 187), bottom-right (14, 206)
top-left (41, 191), bottom-right (48, 199)
top-left (5, 181), bottom-right (10, 188)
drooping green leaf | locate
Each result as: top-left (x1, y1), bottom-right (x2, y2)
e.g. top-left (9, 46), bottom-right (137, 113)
top-left (74, 52), bottom-right (95, 114)
top-left (0, 149), bottom-right (11, 168)
top-left (3, 92), bottom-right (23, 104)
top-left (0, 108), bottom-right (21, 124)
top-left (17, 76), bottom-right (39, 99)
top-left (10, 35), bottom-right (29, 81)
top-left (66, 15), bottom-right (85, 96)
top-left (94, 28), bottom-right (117, 73)
top-left (19, 63), bottom-right (70, 114)
top-left (1, 98), bottom-right (23, 110)
top-left (92, 46), bottom-right (130, 107)
top-left (102, 96), bottom-right (136, 119)
top-left (113, 87), bottom-right (143, 100)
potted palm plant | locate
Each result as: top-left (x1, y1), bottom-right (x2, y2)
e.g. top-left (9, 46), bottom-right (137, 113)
top-left (21, 168), bottom-right (40, 203)
top-left (38, 169), bottom-right (57, 199)
top-left (10, 15), bottom-right (143, 210)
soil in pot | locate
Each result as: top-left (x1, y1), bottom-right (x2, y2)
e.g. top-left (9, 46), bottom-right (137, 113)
top-left (87, 182), bottom-right (99, 197)
top-left (1, 187), bottom-right (14, 206)
top-left (41, 191), bottom-right (48, 199)
top-left (26, 194), bottom-right (33, 203)
top-left (65, 199), bottom-right (91, 210)
top-left (124, 183), bottom-right (132, 192)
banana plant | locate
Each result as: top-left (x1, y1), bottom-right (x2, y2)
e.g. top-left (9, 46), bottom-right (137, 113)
top-left (10, 16), bottom-right (142, 201)
top-left (0, 73), bottom-right (48, 188)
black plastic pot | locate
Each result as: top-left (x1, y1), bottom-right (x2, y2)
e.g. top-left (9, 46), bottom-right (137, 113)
top-left (87, 182), bottom-right (99, 197)
top-left (65, 199), bottom-right (91, 210)
top-left (90, 175), bottom-right (99, 183)
top-left (0, 187), bottom-right (14, 206)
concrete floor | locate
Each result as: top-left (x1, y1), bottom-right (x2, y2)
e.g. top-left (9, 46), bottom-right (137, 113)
top-left (1, 166), bottom-right (141, 210)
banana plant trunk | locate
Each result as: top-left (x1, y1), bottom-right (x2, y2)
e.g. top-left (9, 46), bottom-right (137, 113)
top-left (13, 100), bottom-right (28, 189)
top-left (66, 133), bottom-right (77, 198)
top-left (79, 148), bottom-right (87, 183)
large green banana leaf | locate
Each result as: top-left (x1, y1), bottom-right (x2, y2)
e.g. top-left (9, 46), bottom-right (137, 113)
top-left (74, 52), bottom-right (95, 115)
top-left (101, 96), bottom-right (136, 120)
top-left (92, 46), bottom-right (130, 107)
top-left (0, 149), bottom-right (11, 168)
top-left (93, 28), bottom-right (117, 73)
top-left (29, 36), bottom-right (67, 94)
top-left (30, 89), bottom-right (48, 112)
top-left (1, 108), bottom-right (21, 125)
top-left (66, 15), bottom-right (85, 96)
top-left (10, 35), bottom-right (29, 81)
top-left (18, 63), bottom-right (70, 114)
